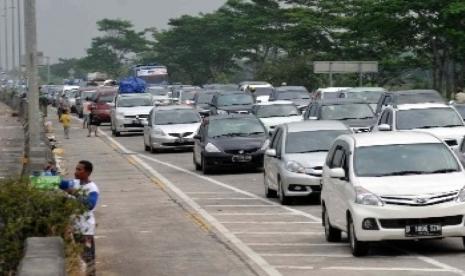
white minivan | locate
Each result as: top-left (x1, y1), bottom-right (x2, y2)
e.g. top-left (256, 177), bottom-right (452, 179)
top-left (321, 132), bottom-right (465, 256)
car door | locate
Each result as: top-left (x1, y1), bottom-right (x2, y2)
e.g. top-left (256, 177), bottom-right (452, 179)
top-left (325, 143), bottom-right (348, 228)
top-left (144, 110), bottom-right (153, 145)
top-left (265, 127), bottom-right (283, 191)
top-left (194, 124), bottom-right (206, 163)
top-left (335, 144), bottom-right (353, 229)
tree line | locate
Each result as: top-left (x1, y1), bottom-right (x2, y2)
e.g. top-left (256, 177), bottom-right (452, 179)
top-left (43, 0), bottom-right (465, 96)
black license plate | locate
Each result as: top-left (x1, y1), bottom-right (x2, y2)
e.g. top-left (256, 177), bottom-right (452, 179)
top-left (232, 155), bottom-right (252, 163)
top-left (405, 224), bottom-right (442, 237)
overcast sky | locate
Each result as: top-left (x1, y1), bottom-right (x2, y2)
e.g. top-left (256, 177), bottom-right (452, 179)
top-left (36, 0), bottom-right (226, 62)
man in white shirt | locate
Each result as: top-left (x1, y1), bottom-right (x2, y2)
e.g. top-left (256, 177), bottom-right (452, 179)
top-left (82, 97), bottom-right (92, 129)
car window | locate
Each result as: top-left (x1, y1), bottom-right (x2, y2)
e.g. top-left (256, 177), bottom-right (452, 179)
top-left (321, 104), bottom-right (374, 120)
top-left (117, 97), bottom-right (153, 107)
top-left (285, 130), bottom-right (349, 153)
top-left (378, 110), bottom-right (388, 125)
top-left (154, 109), bottom-right (201, 125)
top-left (255, 105), bottom-right (300, 118)
top-left (217, 94), bottom-right (254, 107)
top-left (396, 108), bottom-right (463, 130)
top-left (208, 118), bottom-right (265, 138)
top-left (270, 128), bottom-right (282, 149)
top-left (330, 146), bottom-right (344, 168)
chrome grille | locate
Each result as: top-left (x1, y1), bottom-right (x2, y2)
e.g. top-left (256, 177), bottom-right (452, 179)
top-left (381, 191), bottom-right (459, 206)
top-left (168, 132), bottom-right (194, 138)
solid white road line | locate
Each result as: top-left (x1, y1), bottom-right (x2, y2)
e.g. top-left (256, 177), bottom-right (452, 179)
top-left (261, 253), bottom-right (352, 258)
top-left (186, 192), bottom-right (240, 194)
top-left (322, 266), bottom-right (454, 272)
top-left (247, 243), bottom-right (345, 247)
top-left (221, 221), bottom-right (318, 224)
top-left (138, 154), bottom-right (322, 223)
top-left (214, 213), bottom-right (297, 216)
top-left (192, 197), bottom-right (259, 200)
top-left (233, 231), bottom-right (324, 236)
top-left (98, 130), bottom-right (282, 276)
top-left (205, 205), bottom-right (277, 207)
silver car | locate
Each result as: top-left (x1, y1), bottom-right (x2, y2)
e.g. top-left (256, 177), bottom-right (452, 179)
top-left (264, 120), bottom-right (351, 205)
top-left (143, 106), bottom-right (202, 153)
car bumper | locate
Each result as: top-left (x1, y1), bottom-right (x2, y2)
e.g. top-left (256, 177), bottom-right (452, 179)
top-left (203, 151), bottom-right (265, 167)
top-left (151, 135), bottom-right (195, 149)
top-left (281, 171), bottom-right (322, 196)
top-left (115, 117), bottom-right (147, 132)
top-left (351, 202), bottom-right (465, 241)
top-left (93, 111), bottom-right (111, 123)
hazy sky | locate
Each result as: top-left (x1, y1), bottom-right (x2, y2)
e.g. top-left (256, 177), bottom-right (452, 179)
top-left (36, 0), bottom-right (226, 61)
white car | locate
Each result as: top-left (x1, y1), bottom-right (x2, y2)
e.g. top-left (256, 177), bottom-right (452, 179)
top-left (373, 103), bottom-right (465, 149)
top-left (321, 132), bottom-right (465, 256)
top-left (252, 101), bottom-right (302, 133)
top-left (110, 93), bottom-right (154, 136)
top-left (313, 87), bottom-right (352, 100)
top-left (143, 106), bottom-right (201, 152)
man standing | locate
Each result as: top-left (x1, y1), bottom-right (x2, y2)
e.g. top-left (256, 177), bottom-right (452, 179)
top-left (60, 161), bottom-right (99, 276)
top-left (82, 97), bottom-right (92, 129)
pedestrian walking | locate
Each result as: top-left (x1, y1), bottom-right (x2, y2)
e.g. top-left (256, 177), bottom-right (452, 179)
top-left (60, 109), bottom-right (72, 139)
top-left (82, 97), bottom-right (92, 129)
top-left (87, 107), bottom-right (100, 137)
top-left (60, 161), bottom-right (100, 276)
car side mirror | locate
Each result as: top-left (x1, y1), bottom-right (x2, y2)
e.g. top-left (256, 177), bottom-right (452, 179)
top-left (329, 168), bottom-right (346, 179)
top-left (378, 124), bottom-right (391, 131)
top-left (265, 148), bottom-right (277, 157)
top-left (193, 134), bottom-right (201, 140)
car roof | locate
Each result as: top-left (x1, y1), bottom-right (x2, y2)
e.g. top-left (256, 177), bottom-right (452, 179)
top-left (343, 87), bottom-right (386, 92)
top-left (316, 98), bottom-right (369, 105)
top-left (387, 89), bottom-right (440, 95)
top-left (207, 114), bottom-right (257, 121)
top-left (154, 105), bottom-right (195, 111)
top-left (317, 87), bottom-right (352, 93)
top-left (254, 100), bottom-right (295, 106)
top-left (118, 93), bottom-right (152, 98)
top-left (286, 120), bottom-right (350, 133)
top-left (216, 91), bottom-right (247, 95)
top-left (395, 103), bottom-right (450, 110)
top-left (348, 132), bottom-right (442, 147)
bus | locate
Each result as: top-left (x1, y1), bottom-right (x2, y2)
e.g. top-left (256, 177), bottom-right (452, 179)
top-left (133, 65), bottom-right (169, 85)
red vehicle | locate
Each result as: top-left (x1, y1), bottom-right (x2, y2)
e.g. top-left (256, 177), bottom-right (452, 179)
top-left (90, 87), bottom-right (117, 124)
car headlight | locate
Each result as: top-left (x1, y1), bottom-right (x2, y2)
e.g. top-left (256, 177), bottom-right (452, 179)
top-left (456, 187), bottom-right (465, 202)
top-left (217, 110), bottom-right (228, 115)
top-left (285, 161), bottom-right (305, 174)
top-left (153, 127), bottom-right (166, 136)
top-left (205, 143), bottom-right (221, 153)
top-left (355, 186), bottom-right (384, 206)
top-left (261, 139), bottom-right (270, 150)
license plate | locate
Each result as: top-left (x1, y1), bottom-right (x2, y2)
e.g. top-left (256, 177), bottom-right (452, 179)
top-left (405, 224), bottom-right (442, 237)
top-left (232, 155), bottom-right (252, 163)
top-left (176, 138), bottom-right (185, 143)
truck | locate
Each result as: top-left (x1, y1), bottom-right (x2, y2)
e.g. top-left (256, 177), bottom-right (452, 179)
top-left (133, 64), bottom-right (169, 85)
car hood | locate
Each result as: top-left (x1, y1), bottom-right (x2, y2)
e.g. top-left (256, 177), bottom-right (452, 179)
top-left (285, 152), bottom-right (327, 168)
top-left (117, 106), bottom-right (153, 116)
top-left (218, 105), bottom-right (253, 114)
top-left (342, 118), bottom-right (376, 128)
top-left (260, 116), bottom-right (303, 129)
top-left (211, 136), bottom-right (266, 151)
top-left (357, 173), bottom-right (465, 196)
top-left (409, 127), bottom-right (465, 141)
top-left (158, 123), bottom-right (201, 134)
top-left (289, 99), bottom-right (310, 107)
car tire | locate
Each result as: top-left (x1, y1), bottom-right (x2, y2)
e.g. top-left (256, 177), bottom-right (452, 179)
top-left (278, 179), bottom-right (292, 205)
top-left (202, 156), bottom-right (212, 174)
top-left (348, 215), bottom-right (369, 257)
top-left (194, 154), bottom-right (201, 171)
top-left (115, 131), bottom-right (121, 137)
top-left (264, 172), bottom-right (277, 198)
top-left (323, 205), bottom-right (341, 242)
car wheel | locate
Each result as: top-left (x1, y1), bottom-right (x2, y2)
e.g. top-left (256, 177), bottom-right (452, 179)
top-left (323, 205), bottom-right (341, 242)
top-left (264, 172), bottom-right (277, 198)
top-left (348, 215), bottom-right (369, 257)
top-left (202, 156), bottom-right (212, 174)
top-left (193, 154), bottom-right (201, 171)
top-left (115, 131), bottom-right (121, 137)
top-left (278, 179), bottom-right (292, 205)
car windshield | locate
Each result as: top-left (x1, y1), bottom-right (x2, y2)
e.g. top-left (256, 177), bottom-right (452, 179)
top-left (252, 87), bottom-right (274, 96)
top-left (255, 105), bottom-right (300, 118)
top-left (208, 118), bottom-right (265, 138)
top-left (286, 130), bottom-right (349, 153)
top-left (321, 104), bottom-right (374, 120)
top-left (277, 91), bottom-right (310, 100)
top-left (396, 108), bottom-right (464, 130)
top-left (154, 110), bottom-right (201, 125)
top-left (180, 91), bottom-right (197, 101)
top-left (118, 97), bottom-right (153, 107)
top-left (341, 91), bottom-right (383, 103)
top-left (98, 95), bottom-right (114, 103)
top-left (217, 94), bottom-right (254, 106)
top-left (355, 143), bottom-right (460, 177)
top-left (197, 93), bottom-right (215, 104)
top-left (148, 88), bottom-right (170, 96)
top-left (454, 105), bottom-right (465, 119)
top-left (397, 92), bottom-right (443, 104)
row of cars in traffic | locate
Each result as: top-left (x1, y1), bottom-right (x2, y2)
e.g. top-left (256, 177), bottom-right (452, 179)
top-left (42, 82), bottom-right (465, 256)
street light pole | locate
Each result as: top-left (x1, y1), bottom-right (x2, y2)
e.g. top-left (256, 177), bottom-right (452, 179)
top-left (10, 0), bottom-right (15, 73)
top-left (46, 56), bottom-right (50, 84)
top-left (17, 0), bottom-right (21, 74)
top-left (3, 0), bottom-right (9, 71)
top-left (24, 0), bottom-right (40, 150)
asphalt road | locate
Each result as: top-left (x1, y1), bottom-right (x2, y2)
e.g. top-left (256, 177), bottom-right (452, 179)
top-left (98, 124), bottom-right (465, 276)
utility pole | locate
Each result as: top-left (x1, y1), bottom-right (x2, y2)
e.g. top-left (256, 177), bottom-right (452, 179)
top-left (4, 0), bottom-right (9, 71)
top-left (10, 0), bottom-right (15, 72)
top-left (24, 0), bottom-right (40, 151)
top-left (46, 56), bottom-right (50, 84)
top-left (17, 0), bottom-right (21, 75)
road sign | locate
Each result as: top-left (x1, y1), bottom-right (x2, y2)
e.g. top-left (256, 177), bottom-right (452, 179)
top-left (314, 61), bottom-right (378, 73)
top-left (313, 61), bottom-right (378, 86)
